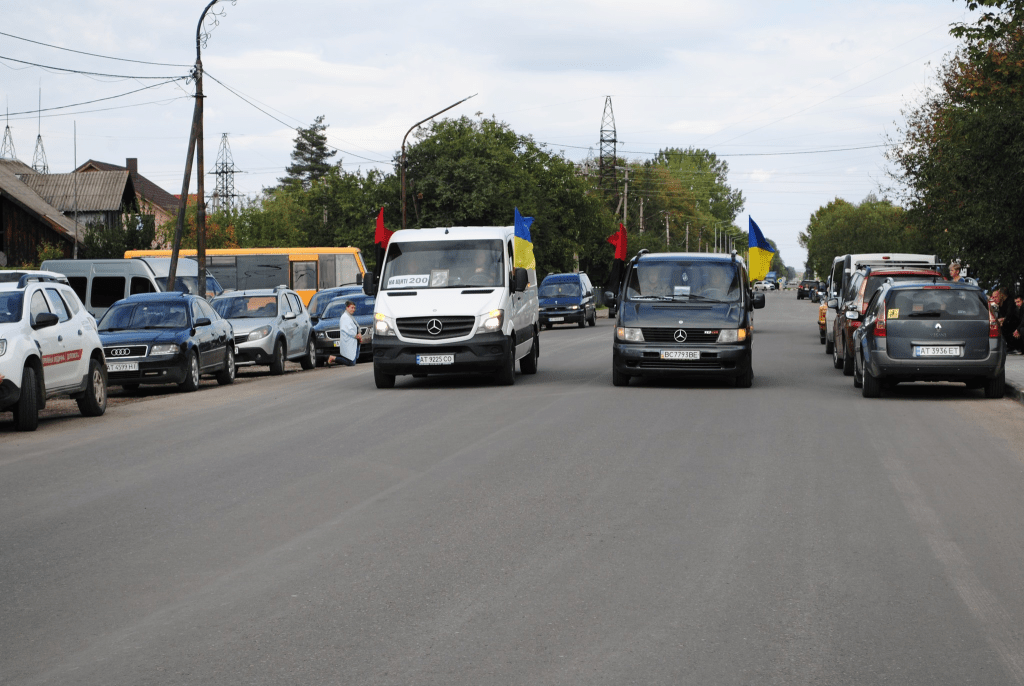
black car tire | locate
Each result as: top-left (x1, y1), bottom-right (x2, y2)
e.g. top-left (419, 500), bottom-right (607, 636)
top-left (495, 340), bottom-right (516, 386)
top-left (984, 369), bottom-right (1005, 399)
top-left (612, 366), bottom-right (630, 386)
top-left (179, 351), bottom-right (201, 392)
top-left (520, 333), bottom-right (539, 374)
top-left (577, 316), bottom-right (586, 328)
top-left (819, 330), bottom-right (826, 344)
top-left (853, 355), bottom-right (863, 389)
top-left (832, 340), bottom-right (844, 369)
top-left (862, 368), bottom-right (882, 398)
top-left (216, 346), bottom-right (236, 385)
top-left (825, 335), bottom-right (834, 355)
top-left (373, 362), bottom-right (396, 389)
top-left (77, 358), bottom-right (108, 416)
top-left (735, 357), bottom-right (754, 388)
top-left (299, 337), bottom-right (316, 370)
top-left (13, 365), bottom-right (39, 432)
top-left (269, 338), bottom-right (286, 376)
top-left (587, 311), bottom-right (596, 326)
top-left (842, 348), bottom-right (855, 376)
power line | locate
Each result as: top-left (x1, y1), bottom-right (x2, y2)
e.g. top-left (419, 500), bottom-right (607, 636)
top-left (6, 96), bottom-right (190, 122)
top-left (552, 142), bottom-right (886, 157)
top-left (0, 30), bottom-right (191, 67)
top-left (0, 54), bottom-right (185, 79)
top-left (3, 79), bottom-right (185, 117)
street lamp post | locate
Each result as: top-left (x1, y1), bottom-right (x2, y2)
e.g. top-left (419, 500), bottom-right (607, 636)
top-left (168, 0), bottom-right (234, 298)
top-left (401, 94), bottom-right (476, 230)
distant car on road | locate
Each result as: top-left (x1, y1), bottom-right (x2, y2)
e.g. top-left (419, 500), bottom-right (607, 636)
top-left (538, 272), bottom-right (597, 328)
top-left (307, 285), bottom-right (365, 320)
top-left (852, 281), bottom-right (1004, 397)
top-left (312, 294), bottom-right (375, 365)
top-left (211, 287), bottom-right (315, 375)
top-left (753, 281), bottom-right (775, 291)
top-left (797, 279), bottom-right (818, 300)
top-left (98, 292), bottom-right (235, 392)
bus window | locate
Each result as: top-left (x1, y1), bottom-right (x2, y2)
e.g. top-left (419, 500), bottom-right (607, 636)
top-left (338, 254), bottom-right (359, 286)
top-left (319, 255), bottom-right (337, 289)
top-left (236, 255), bottom-right (288, 290)
top-left (292, 261), bottom-right (317, 291)
top-left (208, 256), bottom-right (237, 290)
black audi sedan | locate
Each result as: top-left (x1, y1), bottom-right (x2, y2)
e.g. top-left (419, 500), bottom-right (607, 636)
top-left (607, 251), bottom-right (765, 387)
top-left (97, 292), bottom-right (235, 392)
top-left (852, 281), bottom-right (1004, 398)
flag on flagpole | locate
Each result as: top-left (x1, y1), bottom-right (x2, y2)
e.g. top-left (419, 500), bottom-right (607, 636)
top-left (606, 223), bottom-right (628, 295)
top-left (373, 207), bottom-right (393, 276)
top-left (513, 208), bottom-right (536, 271)
top-left (607, 223), bottom-right (627, 261)
top-left (747, 216), bottom-right (775, 282)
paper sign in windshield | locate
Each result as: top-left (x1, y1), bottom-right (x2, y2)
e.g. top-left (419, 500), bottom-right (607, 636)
top-left (430, 270), bottom-right (449, 288)
top-left (387, 274), bottom-right (430, 289)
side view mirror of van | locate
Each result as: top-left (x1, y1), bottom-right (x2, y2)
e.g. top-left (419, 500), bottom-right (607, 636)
top-left (356, 272), bottom-right (363, 286)
top-left (603, 291), bottom-right (617, 306)
top-left (752, 292), bottom-right (766, 309)
top-left (363, 270), bottom-right (378, 296)
top-left (513, 268), bottom-right (528, 293)
top-left (827, 298), bottom-right (839, 310)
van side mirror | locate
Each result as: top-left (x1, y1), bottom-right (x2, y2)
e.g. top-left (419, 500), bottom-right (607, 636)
top-left (363, 270), bottom-right (377, 296)
top-left (752, 292), bottom-right (766, 309)
top-left (604, 291), bottom-right (617, 305)
top-left (356, 272), bottom-right (363, 286)
top-left (310, 315), bottom-right (319, 324)
top-left (513, 268), bottom-right (528, 293)
top-left (827, 298), bottom-right (838, 310)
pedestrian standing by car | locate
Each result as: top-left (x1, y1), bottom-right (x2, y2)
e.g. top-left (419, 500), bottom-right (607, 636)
top-left (1011, 294), bottom-right (1024, 354)
top-left (327, 301), bottom-right (363, 367)
top-left (949, 260), bottom-right (965, 282)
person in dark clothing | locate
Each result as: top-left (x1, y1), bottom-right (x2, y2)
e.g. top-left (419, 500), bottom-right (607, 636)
top-left (1010, 294), bottom-right (1024, 354)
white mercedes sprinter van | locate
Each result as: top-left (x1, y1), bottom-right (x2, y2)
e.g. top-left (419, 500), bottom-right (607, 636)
top-left (363, 226), bottom-right (539, 388)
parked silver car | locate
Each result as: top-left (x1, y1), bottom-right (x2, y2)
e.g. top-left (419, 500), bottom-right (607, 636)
top-left (211, 287), bottom-right (315, 374)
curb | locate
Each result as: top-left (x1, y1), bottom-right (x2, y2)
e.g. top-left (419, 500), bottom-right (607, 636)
top-left (1005, 378), bottom-right (1024, 404)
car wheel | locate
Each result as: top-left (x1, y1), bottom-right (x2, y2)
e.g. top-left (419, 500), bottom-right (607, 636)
top-left (862, 368), bottom-right (882, 398)
top-left (825, 335), bottom-right (834, 355)
top-left (299, 337), bottom-right (316, 370)
top-left (495, 340), bottom-right (516, 386)
top-left (269, 338), bottom-right (286, 376)
top-left (842, 348), bottom-right (854, 376)
top-left (578, 316), bottom-right (586, 328)
top-left (216, 346), bottom-right (236, 385)
top-left (13, 365), bottom-right (39, 432)
top-left (587, 311), bottom-right (596, 326)
top-left (819, 330), bottom-right (826, 344)
top-left (984, 369), bottom-right (1005, 398)
top-left (520, 333), bottom-right (539, 374)
top-left (853, 354), bottom-right (863, 389)
top-left (734, 354), bottom-right (754, 388)
top-left (179, 351), bottom-right (201, 392)
top-left (832, 340), bottom-right (844, 369)
top-left (612, 366), bottom-right (630, 387)
top-left (77, 358), bottom-right (108, 416)
top-left (373, 362), bottom-right (396, 389)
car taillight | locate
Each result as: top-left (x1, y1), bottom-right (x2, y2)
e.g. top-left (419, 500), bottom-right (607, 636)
top-left (875, 306), bottom-right (887, 337)
top-left (989, 308), bottom-right (1000, 338)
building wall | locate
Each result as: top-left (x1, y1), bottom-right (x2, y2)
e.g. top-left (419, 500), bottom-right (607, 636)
top-left (0, 197), bottom-right (75, 267)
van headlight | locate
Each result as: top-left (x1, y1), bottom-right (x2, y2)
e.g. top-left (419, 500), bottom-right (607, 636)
top-left (616, 327), bottom-right (644, 342)
top-left (479, 309), bottom-right (504, 333)
top-left (374, 312), bottom-right (396, 336)
top-left (150, 344), bottom-right (179, 356)
top-left (717, 328), bottom-right (748, 343)
top-left (248, 325), bottom-right (272, 341)
top-left (0, 339), bottom-right (6, 357)
top-left (570, 305), bottom-right (580, 310)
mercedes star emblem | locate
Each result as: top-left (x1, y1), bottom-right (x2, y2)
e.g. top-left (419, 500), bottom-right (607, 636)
top-left (427, 318), bottom-right (443, 335)
top-left (673, 329), bottom-right (688, 343)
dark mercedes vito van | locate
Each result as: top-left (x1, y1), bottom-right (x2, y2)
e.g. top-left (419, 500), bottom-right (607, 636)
top-left (607, 251), bottom-right (765, 387)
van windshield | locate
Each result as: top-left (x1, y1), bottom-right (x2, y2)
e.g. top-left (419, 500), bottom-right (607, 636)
top-left (382, 240), bottom-right (504, 290)
top-left (626, 260), bottom-right (742, 302)
top-left (540, 283), bottom-right (581, 297)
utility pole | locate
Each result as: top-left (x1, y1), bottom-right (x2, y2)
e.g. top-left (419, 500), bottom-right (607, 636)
top-left (0, 103), bottom-right (15, 160)
top-left (599, 96), bottom-right (617, 197)
top-left (73, 121), bottom-right (78, 259)
top-left (401, 94), bottom-right (476, 230)
top-left (622, 168), bottom-right (629, 228)
top-left (686, 222), bottom-right (689, 252)
top-left (211, 133), bottom-right (241, 213)
top-left (664, 213), bottom-right (670, 248)
top-left (639, 197), bottom-right (644, 234)
top-left (32, 86), bottom-right (48, 173)
top-left (168, 0), bottom-right (232, 299)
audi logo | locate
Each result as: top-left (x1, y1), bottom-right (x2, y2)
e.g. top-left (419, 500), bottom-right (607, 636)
top-left (109, 348), bottom-right (133, 357)
top-left (427, 318), bottom-right (443, 336)
top-left (673, 329), bottom-right (688, 343)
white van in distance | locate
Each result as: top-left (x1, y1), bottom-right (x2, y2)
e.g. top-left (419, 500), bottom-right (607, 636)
top-left (363, 226), bottom-right (540, 388)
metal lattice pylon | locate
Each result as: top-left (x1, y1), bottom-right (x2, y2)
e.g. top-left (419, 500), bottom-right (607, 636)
top-left (598, 96), bottom-right (617, 197)
top-left (210, 133), bottom-right (241, 213)
top-left (0, 112), bottom-right (15, 161)
top-left (31, 88), bottom-right (48, 173)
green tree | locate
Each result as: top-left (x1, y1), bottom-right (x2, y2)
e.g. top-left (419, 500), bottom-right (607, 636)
top-left (278, 115), bottom-right (336, 189)
top-left (83, 210), bottom-right (157, 259)
top-left (798, 195), bottom-right (909, 279)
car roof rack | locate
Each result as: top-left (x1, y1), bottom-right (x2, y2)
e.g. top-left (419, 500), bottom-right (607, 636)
top-left (17, 274), bottom-right (66, 288)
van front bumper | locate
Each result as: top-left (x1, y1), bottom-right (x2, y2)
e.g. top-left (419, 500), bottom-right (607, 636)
top-left (540, 310), bottom-right (585, 326)
top-left (613, 342), bottom-right (751, 378)
top-left (372, 332), bottom-right (510, 375)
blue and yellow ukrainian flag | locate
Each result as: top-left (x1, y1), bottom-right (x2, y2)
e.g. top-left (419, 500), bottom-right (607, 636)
top-left (514, 208), bottom-right (536, 271)
top-left (748, 216), bottom-right (775, 282)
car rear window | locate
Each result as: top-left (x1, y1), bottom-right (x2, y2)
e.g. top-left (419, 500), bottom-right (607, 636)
top-left (212, 296), bottom-right (278, 319)
top-left (887, 289), bottom-right (987, 320)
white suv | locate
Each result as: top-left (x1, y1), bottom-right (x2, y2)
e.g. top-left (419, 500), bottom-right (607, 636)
top-left (0, 274), bottom-right (108, 431)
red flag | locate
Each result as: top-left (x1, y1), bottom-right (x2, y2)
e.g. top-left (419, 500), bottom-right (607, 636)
top-left (374, 207), bottom-right (394, 248)
top-left (607, 223), bottom-right (627, 261)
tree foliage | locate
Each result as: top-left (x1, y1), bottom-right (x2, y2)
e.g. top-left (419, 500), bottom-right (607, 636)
top-left (278, 115), bottom-right (336, 189)
top-left (83, 210), bottom-right (157, 259)
top-left (798, 195), bottom-right (912, 279)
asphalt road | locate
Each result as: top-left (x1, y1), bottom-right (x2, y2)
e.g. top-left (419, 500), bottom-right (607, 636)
top-left (4, 292), bottom-right (1024, 685)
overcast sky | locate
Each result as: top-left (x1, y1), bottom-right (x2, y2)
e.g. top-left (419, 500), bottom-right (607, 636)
top-left (1, 0), bottom-right (972, 269)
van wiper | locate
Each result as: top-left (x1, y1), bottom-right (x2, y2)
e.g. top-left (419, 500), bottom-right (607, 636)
top-left (101, 327), bottom-right (125, 332)
top-left (630, 295), bottom-right (673, 301)
top-left (684, 294), bottom-right (728, 303)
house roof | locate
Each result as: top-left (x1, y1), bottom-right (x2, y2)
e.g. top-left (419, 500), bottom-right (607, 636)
top-left (0, 159), bottom-right (36, 175)
top-left (77, 159), bottom-right (179, 213)
top-left (19, 171), bottom-right (135, 213)
top-left (0, 165), bottom-right (81, 241)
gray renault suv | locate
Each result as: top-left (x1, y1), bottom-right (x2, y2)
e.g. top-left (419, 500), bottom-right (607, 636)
top-left (211, 286), bottom-right (315, 374)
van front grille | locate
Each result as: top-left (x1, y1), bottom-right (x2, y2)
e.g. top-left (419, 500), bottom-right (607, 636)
top-left (640, 328), bottom-right (721, 344)
top-left (397, 316), bottom-right (476, 340)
